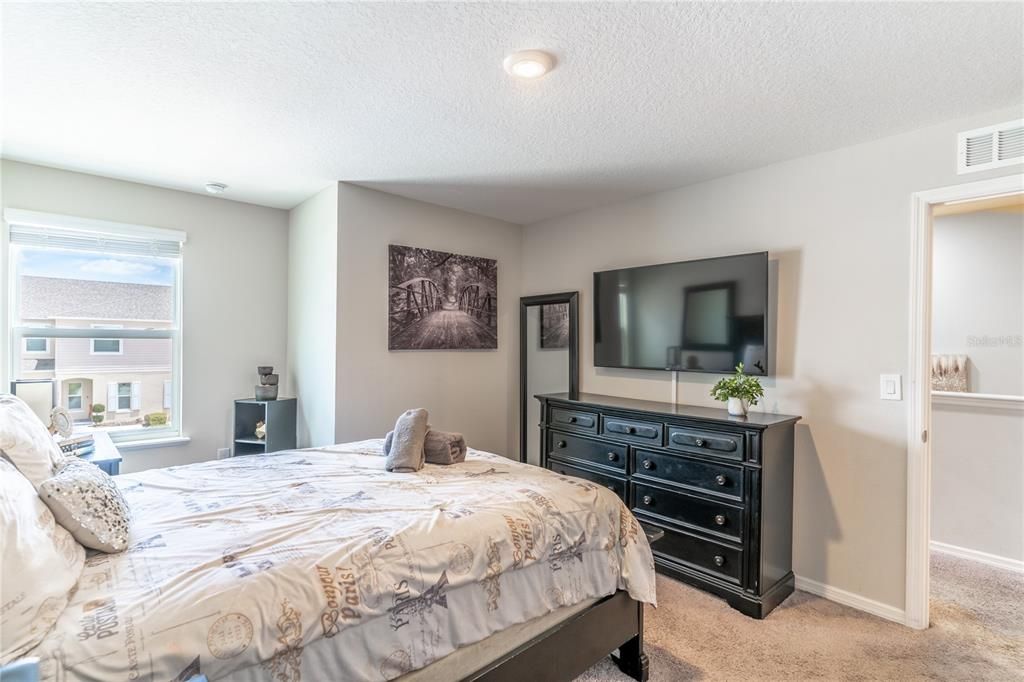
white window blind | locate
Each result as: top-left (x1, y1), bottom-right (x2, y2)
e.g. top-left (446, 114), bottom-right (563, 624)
top-left (6, 209), bottom-right (186, 257)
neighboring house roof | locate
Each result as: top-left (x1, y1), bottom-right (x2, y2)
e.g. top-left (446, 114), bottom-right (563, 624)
top-left (20, 276), bottom-right (173, 321)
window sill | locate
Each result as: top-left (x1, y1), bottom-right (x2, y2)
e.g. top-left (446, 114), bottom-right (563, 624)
top-left (115, 436), bottom-right (191, 451)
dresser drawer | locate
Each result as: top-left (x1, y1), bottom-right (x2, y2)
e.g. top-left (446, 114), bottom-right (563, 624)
top-left (631, 482), bottom-right (743, 542)
top-left (667, 426), bottom-right (744, 461)
top-left (602, 416), bottom-right (663, 445)
top-left (547, 459), bottom-right (626, 501)
top-left (633, 449), bottom-right (744, 501)
top-left (547, 431), bottom-right (626, 470)
top-left (549, 407), bottom-right (598, 433)
top-left (642, 520), bottom-right (743, 584)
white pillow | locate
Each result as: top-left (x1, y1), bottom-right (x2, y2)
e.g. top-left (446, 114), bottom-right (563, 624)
top-left (0, 394), bottom-right (65, 490)
top-left (0, 459), bottom-right (85, 664)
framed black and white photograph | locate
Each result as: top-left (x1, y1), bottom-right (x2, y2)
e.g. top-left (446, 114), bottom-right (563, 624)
top-left (388, 244), bottom-right (498, 350)
top-left (540, 303), bottom-right (569, 349)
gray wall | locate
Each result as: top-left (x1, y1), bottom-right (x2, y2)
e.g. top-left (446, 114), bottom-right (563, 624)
top-left (332, 183), bottom-right (522, 456)
top-left (931, 402), bottom-right (1023, 562)
top-left (1, 160), bottom-right (289, 473)
top-left (930, 207), bottom-right (1023, 563)
top-left (520, 105), bottom-right (1023, 612)
top-left (932, 210), bottom-right (1023, 395)
top-left (287, 184), bottom-right (339, 447)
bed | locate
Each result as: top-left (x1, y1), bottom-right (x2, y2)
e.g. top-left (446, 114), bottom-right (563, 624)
top-left (28, 440), bottom-right (657, 682)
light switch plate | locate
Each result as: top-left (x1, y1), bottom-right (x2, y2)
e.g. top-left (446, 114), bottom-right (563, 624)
top-left (880, 374), bottom-right (902, 401)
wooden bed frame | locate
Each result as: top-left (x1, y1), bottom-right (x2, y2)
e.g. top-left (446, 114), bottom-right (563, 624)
top-left (467, 590), bottom-right (647, 682)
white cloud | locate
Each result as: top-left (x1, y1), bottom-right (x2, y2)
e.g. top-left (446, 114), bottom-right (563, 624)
top-left (79, 259), bottom-right (158, 276)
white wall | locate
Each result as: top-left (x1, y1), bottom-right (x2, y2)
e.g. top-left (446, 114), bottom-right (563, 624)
top-left (520, 105), bottom-right (1023, 612)
top-left (931, 402), bottom-right (1023, 562)
top-left (1, 160), bottom-right (289, 473)
top-left (932, 210), bottom-right (1023, 395)
top-left (333, 183), bottom-right (521, 456)
top-left (287, 184), bottom-right (339, 448)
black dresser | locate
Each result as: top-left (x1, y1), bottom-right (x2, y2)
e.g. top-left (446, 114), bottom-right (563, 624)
top-left (538, 392), bottom-right (800, 619)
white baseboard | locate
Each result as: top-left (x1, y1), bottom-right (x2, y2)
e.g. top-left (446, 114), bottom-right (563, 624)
top-left (794, 575), bottom-right (906, 625)
top-left (930, 540), bottom-right (1024, 574)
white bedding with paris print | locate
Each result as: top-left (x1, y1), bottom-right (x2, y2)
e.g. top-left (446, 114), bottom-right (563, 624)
top-left (29, 440), bottom-right (656, 682)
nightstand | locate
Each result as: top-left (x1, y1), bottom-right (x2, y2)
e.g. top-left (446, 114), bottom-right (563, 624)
top-left (233, 398), bottom-right (297, 456)
top-left (77, 431), bottom-right (122, 476)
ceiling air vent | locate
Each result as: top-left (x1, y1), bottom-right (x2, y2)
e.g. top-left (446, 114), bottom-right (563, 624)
top-left (957, 119), bottom-right (1024, 174)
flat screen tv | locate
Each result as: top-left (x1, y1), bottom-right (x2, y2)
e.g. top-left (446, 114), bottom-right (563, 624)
top-left (594, 251), bottom-right (769, 375)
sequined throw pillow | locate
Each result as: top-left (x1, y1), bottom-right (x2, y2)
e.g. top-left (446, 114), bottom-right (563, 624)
top-left (39, 458), bottom-right (131, 553)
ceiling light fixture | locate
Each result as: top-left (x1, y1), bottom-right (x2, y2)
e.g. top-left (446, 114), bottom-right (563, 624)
top-left (205, 182), bottom-right (228, 195)
top-left (503, 50), bottom-right (555, 79)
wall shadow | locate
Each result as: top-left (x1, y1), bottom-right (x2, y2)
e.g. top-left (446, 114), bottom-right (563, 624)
top-left (768, 248), bottom-right (802, 381)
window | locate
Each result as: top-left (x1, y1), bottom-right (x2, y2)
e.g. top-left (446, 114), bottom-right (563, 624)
top-left (24, 337), bottom-right (48, 353)
top-left (6, 209), bottom-right (186, 443)
top-left (90, 326), bottom-right (123, 355)
top-left (117, 382), bottom-right (132, 411)
top-left (67, 382), bottom-right (83, 410)
top-left (92, 339), bottom-right (121, 353)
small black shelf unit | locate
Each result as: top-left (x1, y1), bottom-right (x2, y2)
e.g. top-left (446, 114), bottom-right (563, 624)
top-left (233, 398), bottom-right (297, 456)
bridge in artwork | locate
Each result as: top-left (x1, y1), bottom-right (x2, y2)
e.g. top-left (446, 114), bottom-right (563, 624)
top-left (388, 245), bottom-right (497, 350)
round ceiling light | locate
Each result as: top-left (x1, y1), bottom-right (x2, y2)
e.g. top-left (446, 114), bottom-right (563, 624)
top-left (205, 182), bottom-right (228, 195)
top-left (503, 50), bottom-right (555, 79)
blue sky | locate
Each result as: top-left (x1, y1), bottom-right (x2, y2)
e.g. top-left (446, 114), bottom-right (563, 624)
top-left (15, 246), bottom-right (175, 286)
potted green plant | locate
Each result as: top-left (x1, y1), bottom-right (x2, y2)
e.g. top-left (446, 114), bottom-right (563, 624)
top-left (710, 363), bottom-right (765, 417)
top-left (90, 403), bottom-right (105, 425)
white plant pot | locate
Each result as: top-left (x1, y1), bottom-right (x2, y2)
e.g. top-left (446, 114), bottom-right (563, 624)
top-left (727, 397), bottom-right (748, 417)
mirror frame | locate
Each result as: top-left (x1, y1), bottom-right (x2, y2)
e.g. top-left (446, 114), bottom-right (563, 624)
top-left (519, 291), bottom-right (579, 463)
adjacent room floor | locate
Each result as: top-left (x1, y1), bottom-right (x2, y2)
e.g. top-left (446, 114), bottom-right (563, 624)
top-left (577, 553), bottom-right (1023, 681)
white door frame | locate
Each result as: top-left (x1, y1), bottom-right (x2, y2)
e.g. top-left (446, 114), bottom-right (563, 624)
top-left (905, 172), bottom-right (1024, 629)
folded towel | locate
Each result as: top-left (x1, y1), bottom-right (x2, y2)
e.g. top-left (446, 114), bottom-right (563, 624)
top-left (384, 428), bottom-right (467, 466)
top-left (423, 430), bottom-right (467, 465)
top-left (385, 408), bottom-right (428, 472)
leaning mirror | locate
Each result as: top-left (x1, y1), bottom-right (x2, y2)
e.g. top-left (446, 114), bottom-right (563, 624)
top-left (520, 292), bottom-right (579, 465)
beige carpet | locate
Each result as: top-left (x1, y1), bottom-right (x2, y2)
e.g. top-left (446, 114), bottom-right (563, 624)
top-left (576, 553), bottom-right (1023, 681)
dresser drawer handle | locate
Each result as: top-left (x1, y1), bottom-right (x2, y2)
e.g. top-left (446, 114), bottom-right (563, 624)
top-left (558, 440), bottom-right (567, 448)
top-left (715, 474), bottom-right (727, 486)
top-left (627, 426), bottom-right (637, 434)
top-left (714, 514), bottom-right (726, 526)
top-left (607, 452), bottom-right (617, 462)
top-left (568, 416), bottom-right (578, 423)
top-left (713, 555), bottom-right (725, 567)
top-left (695, 438), bottom-right (705, 447)
top-left (642, 495), bottom-right (654, 506)
top-left (642, 459), bottom-right (653, 470)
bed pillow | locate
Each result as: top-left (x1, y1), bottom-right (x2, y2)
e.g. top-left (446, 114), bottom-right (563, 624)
top-left (39, 458), bottom-right (132, 553)
top-left (0, 394), bottom-right (65, 490)
top-left (0, 459), bottom-right (85, 665)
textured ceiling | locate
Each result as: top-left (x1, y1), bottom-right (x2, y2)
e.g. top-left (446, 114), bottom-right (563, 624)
top-left (2, 2), bottom-right (1022, 224)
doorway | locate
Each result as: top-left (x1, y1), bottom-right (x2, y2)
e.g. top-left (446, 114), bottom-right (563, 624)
top-left (906, 173), bottom-right (1024, 629)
